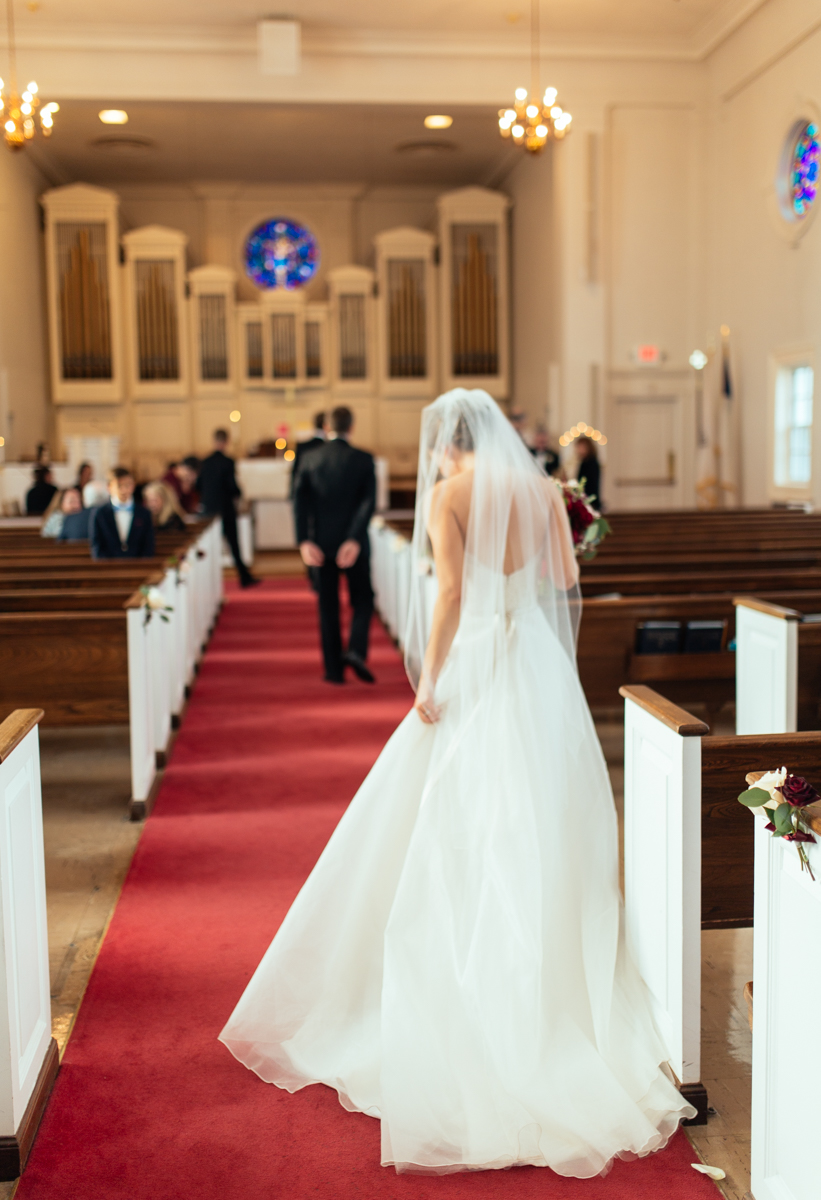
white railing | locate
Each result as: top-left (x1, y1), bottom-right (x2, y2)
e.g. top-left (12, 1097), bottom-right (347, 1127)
top-left (0, 709), bottom-right (58, 1178)
top-left (750, 812), bottom-right (821, 1200)
top-left (735, 598), bottom-right (799, 735)
top-left (369, 520), bottom-right (425, 652)
top-left (127, 518), bottom-right (223, 817)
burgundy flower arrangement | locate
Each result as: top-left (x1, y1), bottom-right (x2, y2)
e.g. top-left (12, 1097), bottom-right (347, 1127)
top-left (738, 768), bottom-right (819, 879)
top-left (556, 479), bottom-right (611, 561)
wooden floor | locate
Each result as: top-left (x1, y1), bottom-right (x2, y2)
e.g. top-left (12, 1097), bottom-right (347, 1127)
top-left (9, 602), bottom-right (752, 1198)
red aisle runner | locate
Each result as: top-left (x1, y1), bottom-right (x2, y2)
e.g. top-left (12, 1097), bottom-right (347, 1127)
top-left (19, 579), bottom-right (716, 1200)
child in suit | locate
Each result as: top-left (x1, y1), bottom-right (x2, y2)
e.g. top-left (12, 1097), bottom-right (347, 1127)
top-left (90, 467), bottom-right (156, 559)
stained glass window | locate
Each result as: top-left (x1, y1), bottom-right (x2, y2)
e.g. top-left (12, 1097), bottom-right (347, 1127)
top-left (788, 122), bottom-right (819, 219)
top-left (244, 218), bottom-right (319, 290)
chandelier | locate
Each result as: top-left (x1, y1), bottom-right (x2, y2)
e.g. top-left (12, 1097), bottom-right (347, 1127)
top-left (0, 0), bottom-right (58, 150)
top-left (498, 0), bottom-right (571, 153)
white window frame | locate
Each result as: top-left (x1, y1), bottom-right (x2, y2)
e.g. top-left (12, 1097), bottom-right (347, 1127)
top-left (768, 346), bottom-right (815, 503)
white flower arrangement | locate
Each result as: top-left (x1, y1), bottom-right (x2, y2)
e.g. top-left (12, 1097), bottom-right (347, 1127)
top-left (140, 584), bottom-right (173, 627)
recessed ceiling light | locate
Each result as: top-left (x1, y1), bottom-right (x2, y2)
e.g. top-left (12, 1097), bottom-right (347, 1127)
top-left (424, 115), bottom-right (452, 130)
top-left (98, 109), bottom-right (128, 125)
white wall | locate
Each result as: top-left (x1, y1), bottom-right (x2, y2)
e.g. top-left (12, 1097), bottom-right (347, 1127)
top-left (705, 0), bottom-right (821, 507)
top-left (0, 150), bottom-right (50, 461)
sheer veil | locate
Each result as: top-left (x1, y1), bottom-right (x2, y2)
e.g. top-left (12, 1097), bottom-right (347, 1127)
top-left (403, 387), bottom-right (582, 694)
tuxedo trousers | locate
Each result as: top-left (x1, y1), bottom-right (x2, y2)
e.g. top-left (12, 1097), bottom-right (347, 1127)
top-left (315, 550), bottom-right (373, 679)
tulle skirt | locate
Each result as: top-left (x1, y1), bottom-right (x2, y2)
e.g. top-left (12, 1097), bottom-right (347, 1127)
top-left (219, 602), bottom-right (695, 1176)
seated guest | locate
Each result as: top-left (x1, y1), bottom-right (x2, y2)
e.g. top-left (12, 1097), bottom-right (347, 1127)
top-left (26, 466), bottom-right (57, 515)
top-left (41, 488), bottom-right (71, 537)
top-left (90, 467), bottom-right (155, 559)
top-left (74, 461), bottom-right (93, 497)
top-left (161, 458), bottom-right (200, 513)
top-left (59, 489), bottom-right (92, 541)
top-left (144, 481), bottom-right (186, 532)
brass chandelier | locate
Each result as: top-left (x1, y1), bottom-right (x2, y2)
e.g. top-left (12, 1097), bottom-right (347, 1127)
top-left (1, 0), bottom-right (58, 151)
top-left (498, 0), bottom-right (571, 153)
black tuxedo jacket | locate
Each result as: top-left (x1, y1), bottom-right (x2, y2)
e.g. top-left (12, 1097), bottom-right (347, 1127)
top-left (294, 437), bottom-right (376, 554)
top-left (196, 450), bottom-right (242, 516)
top-left (290, 435), bottom-right (325, 497)
top-left (90, 502), bottom-right (156, 559)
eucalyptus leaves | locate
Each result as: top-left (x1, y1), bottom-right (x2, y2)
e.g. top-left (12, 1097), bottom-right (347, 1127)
top-left (739, 768), bottom-right (818, 880)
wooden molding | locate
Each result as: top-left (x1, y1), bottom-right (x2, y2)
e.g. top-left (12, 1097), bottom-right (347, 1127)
top-left (733, 596), bottom-right (801, 620)
top-left (0, 1037), bottom-right (59, 1180)
top-left (619, 685), bottom-right (709, 735)
top-left (0, 709), bottom-right (44, 763)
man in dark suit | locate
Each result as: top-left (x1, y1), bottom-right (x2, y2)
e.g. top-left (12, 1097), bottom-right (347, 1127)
top-left (289, 411), bottom-right (325, 498)
top-left (295, 406), bottom-right (376, 684)
top-left (196, 429), bottom-right (257, 588)
top-left (90, 467), bottom-right (155, 559)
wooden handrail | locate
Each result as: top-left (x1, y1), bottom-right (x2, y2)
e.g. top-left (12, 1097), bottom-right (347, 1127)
top-left (619, 684), bottom-right (709, 736)
top-left (0, 708), bottom-right (44, 762)
top-left (733, 597), bottom-right (801, 620)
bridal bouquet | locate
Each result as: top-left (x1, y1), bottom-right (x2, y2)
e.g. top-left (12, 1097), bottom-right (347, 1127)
top-left (738, 768), bottom-right (819, 879)
top-left (556, 479), bottom-right (611, 561)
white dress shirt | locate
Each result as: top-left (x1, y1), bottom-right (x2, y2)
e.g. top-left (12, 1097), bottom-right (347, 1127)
top-left (112, 500), bottom-right (134, 547)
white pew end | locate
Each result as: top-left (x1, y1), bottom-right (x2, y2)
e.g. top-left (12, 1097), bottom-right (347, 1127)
top-left (735, 598), bottom-right (799, 735)
top-left (0, 709), bottom-right (59, 1180)
top-left (751, 805), bottom-right (821, 1200)
top-left (620, 684), bottom-right (707, 1121)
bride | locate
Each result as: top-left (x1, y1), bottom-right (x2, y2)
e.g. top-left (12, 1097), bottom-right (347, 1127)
top-left (219, 388), bottom-right (695, 1177)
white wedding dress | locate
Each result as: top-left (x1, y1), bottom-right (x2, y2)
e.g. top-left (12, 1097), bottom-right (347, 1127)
top-left (219, 390), bottom-right (695, 1177)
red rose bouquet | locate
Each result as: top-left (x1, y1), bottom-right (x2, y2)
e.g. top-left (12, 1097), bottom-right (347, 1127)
top-left (555, 479), bottom-right (611, 561)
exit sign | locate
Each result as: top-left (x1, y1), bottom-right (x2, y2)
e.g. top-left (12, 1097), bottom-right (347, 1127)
top-left (634, 344), bottom-right (662, 365)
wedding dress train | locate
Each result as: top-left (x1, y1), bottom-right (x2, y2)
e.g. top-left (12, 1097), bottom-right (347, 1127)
top-left (219, 390), bottom-right (694, 1176)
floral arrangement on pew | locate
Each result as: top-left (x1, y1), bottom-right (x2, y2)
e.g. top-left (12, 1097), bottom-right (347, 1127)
top-left (738, 768), bottom-right (819, 880)
top-left (139, 584), bottom-right (174, 629)
top-left (555, 479), bottom-right (611, 561)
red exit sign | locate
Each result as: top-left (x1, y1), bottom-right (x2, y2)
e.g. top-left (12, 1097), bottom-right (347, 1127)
top-left (634, 344), bottom-right (662, 365)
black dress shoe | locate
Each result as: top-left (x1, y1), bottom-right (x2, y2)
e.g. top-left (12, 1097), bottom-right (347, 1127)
top-left (324, 674), bottom-right (346, 685)
top-left (240, 576), bottom-right (262, 589)
top-left (343, 652), bottom-right (376, 684)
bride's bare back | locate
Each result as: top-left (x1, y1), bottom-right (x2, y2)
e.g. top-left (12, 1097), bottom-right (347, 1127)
top-left (414, 461), bottom-right (578, 724)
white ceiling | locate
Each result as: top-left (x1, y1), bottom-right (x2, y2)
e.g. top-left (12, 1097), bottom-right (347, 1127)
top-left (13, 0), bottom-right (741, 40)
top-left (34, 99), bottom-right (519, 188)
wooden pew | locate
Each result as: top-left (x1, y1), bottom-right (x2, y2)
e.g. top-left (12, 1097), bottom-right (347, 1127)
top-left (749, 798), bottom-right (820, 1200)
top-left (0, 516), bottom-right (223, 817)
top-left (620, 683), bottom-right (821, 1121)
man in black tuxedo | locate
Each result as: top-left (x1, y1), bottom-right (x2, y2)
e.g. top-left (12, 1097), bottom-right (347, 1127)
top-left (90, 467), bottom-right (155, 559)
top-left (196, 429), bottom-right (257, 588)
top-left (289, 411), bottom-right (325, 498)
top-left (295, 406), bottom-right (376, 684)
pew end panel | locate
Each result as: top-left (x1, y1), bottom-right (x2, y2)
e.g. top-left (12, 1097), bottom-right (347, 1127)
top-left (0, 709), bottom-right (60, 1180)
top-left (750, 811), bottom-right (821, 1200)
top-left (620, 685), bottom-right (707, 1113)
top-left (734, 599), bottom-right (799, 735)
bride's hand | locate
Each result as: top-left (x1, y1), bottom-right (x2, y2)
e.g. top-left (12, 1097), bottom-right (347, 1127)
top-left (414, 675), bottom-right (441, 725)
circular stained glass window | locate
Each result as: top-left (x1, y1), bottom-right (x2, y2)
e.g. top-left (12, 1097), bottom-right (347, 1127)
top-left (244, 218), bottom-right (320, 290)
top-left (782, 120), bottom-right (820, 220)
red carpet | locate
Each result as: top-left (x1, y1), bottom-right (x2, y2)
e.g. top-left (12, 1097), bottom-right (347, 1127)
top-left (19, 579), bottom-right (717, 1199)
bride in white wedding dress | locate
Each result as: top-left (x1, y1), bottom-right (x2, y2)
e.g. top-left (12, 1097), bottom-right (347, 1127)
top-left (219, 387), bottom-right (695, 1177)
